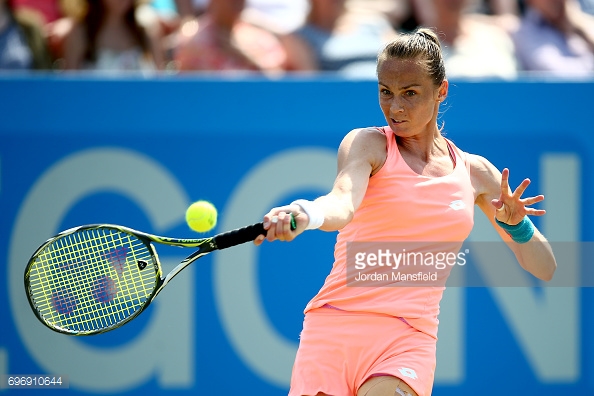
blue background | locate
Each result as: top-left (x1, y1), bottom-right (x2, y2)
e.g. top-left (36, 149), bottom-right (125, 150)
top-left (0, 75), bottom-right (592, 395)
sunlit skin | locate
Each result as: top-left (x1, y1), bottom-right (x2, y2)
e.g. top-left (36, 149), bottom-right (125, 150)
top-left (255, 50), bottom-right (556, 281)
top-left (62, 0), bottom-right (167, 70)
top-left (377, 57), bottom-right (451, 177)
top-left (253, 31), bottom-right (558, 395)
top-left (378, 58), bottom-right (445, 139)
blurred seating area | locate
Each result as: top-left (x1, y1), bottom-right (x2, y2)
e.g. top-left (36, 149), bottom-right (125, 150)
top-left (1, 0), bottom-right (592, 77)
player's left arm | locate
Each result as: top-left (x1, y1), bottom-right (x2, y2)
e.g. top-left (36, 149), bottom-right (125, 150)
top-left (469, 154), bottom-right (557, 281)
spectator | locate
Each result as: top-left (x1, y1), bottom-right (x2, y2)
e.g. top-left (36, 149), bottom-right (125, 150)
top-left (284, 0), bottom-right (398, 77)
top-left (173, 0), bottom-right (203, 19)
top-left (345, 0), bottom-right (411, 32)
top-left (173, 0), bottom-right (308, 34)
top-left (465, 0), bottom-right (520, 15)
top-left (242, 0), bottom-right (308, 35)
top-left (0, 0), bottom-right (52, 70)
top-left (398, 0), bottom-right (521, 38)
top-left (415, 0), bottom-right (519, 79)
top-left (172, 0), bottom-right (308, 73)
top-left (149, 0), bottom-right (179, 29)
top-left (11, 0), bottom-right (62, 24)
top-left (513, 0), bottom-right (594, 76)
top-left (59, 0), bottom-right (166, 71)
top-left (464, 0), bottom-right (521, 33)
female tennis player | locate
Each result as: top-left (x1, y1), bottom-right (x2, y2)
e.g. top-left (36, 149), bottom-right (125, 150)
top-left (255, 27), bottom-right (557, 396)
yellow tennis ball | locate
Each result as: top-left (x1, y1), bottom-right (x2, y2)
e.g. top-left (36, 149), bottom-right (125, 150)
top-left (185, 200), bottom-right (217, 233)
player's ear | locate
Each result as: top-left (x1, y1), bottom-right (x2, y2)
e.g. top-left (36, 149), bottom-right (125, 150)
top-left (437, 79), bottom-right (448, 103)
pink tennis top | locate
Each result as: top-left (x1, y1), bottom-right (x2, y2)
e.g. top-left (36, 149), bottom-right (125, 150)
top-left (305, 127), bottom-right (475, 338)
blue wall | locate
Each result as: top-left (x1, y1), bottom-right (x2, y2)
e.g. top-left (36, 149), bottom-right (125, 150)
top-left (1, 75), bottom-right (593, 395)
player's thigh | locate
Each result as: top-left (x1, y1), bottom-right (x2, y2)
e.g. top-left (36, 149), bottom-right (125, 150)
top-left (357, 375), bottom-right (418, 396)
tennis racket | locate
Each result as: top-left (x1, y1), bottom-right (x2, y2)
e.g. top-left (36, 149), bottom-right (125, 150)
top-left (24, 216), bottom-right (295, 336)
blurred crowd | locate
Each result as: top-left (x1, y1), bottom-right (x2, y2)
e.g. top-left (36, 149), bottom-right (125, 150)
top-left (1, 0), bottom-right (593, 78)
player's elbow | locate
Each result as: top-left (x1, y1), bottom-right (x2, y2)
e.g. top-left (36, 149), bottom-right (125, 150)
top-left (541, 262), bottom-right (557, 282)
top-left (518, 238), bottom-right (557, 282)
top-left (532, 259), bottom-right (557, 282)
top-left (339, 204), bottom-right (356, 228)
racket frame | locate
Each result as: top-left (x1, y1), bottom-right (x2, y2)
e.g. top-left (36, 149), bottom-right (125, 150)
top-left (23, 217), bottom-right (287, 336)
top-left (25, 224), bottom-right (225, 336)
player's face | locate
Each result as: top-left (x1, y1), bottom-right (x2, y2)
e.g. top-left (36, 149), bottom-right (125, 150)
top-left (377, 57), bottom-right (446, 137)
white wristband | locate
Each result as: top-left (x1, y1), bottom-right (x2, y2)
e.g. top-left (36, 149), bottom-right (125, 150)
top-left (291, 199), bottom-right (324, 230)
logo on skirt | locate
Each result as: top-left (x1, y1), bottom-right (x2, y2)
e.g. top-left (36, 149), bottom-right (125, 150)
top-left (398, 367), bottom-right (418, 380)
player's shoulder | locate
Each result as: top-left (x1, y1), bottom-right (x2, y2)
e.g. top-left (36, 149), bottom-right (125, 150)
top-left (339, 127), bottom-right (387, 158)
top-left (341, 127), bottom-right (387, 147)
top-left (467, 153), bottom-right (497, 174)
top-left (465, 152), bottom-right (501, 195)
top-left (338, 127), bottom-right (388, 170)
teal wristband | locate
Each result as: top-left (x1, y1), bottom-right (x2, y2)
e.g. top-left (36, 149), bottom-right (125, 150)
top-left (495, 216), bottom-right (535, 244)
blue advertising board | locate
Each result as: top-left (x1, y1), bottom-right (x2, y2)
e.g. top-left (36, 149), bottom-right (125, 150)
top-left (0, 75), bottom-right (593, 395)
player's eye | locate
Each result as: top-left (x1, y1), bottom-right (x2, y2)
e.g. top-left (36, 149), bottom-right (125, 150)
top-left (404, 90), bottom-right (417, 97)
top-left (380, 88), bottom-right (391, 96)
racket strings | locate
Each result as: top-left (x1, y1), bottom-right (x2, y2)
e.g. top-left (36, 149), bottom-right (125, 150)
top-left (27, 228), bottom-right (158, 333)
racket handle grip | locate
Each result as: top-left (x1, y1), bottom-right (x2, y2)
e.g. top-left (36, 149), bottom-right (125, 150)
top-left (214, 214), bottom-right (297, 250)
top-left (214, 223), bottom-right (266, 250)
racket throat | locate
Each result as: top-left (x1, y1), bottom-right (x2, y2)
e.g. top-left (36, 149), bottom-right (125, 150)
top-left (154, 252), bottom-right (208, 297)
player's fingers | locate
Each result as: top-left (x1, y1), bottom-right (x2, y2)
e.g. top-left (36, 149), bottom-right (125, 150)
top-left (278, 211), bottom-right (295, 241)
top-left (261, 210), bottom-right (280, 241)
top-left (526, 208), bottom-right (546, 216)
top-left (262, 207), bottom-right (298, 242)
top-left (253, 234), bottom-right (266, 246)
top-left (493, 200), bottom-right (512, 224)
top-left (512, 178), bottom-right (531, 198)
top-left (491, 198), bottom-right (505, 211)
top-left (522, 195), bottom-right (545, 205)
top-left (500, 168), bottom-right (510, 194)
top-left (271, 212), bottom-right (293, 241)
top-left (263, 214), bottom-right (272, 230)
top-left (263, 206), bottom-right (289, 227)
top-left (266, 215), bottom-right (281, 241)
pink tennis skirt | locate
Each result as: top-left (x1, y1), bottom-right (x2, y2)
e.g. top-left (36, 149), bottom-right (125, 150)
top-left (289, 306), bottom-right (437, 396)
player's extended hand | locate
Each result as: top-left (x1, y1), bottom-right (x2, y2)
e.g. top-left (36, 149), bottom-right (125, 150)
top-left (253, 205), bottom-right (306, 245)
top-left (492, 168), bottom-right (546, 225)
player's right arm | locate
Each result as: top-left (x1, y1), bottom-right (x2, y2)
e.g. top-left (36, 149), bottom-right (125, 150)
top-left (256, 127), bottom-right (387, 244)
top-left (315, 127), bottom-right (387, 231)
